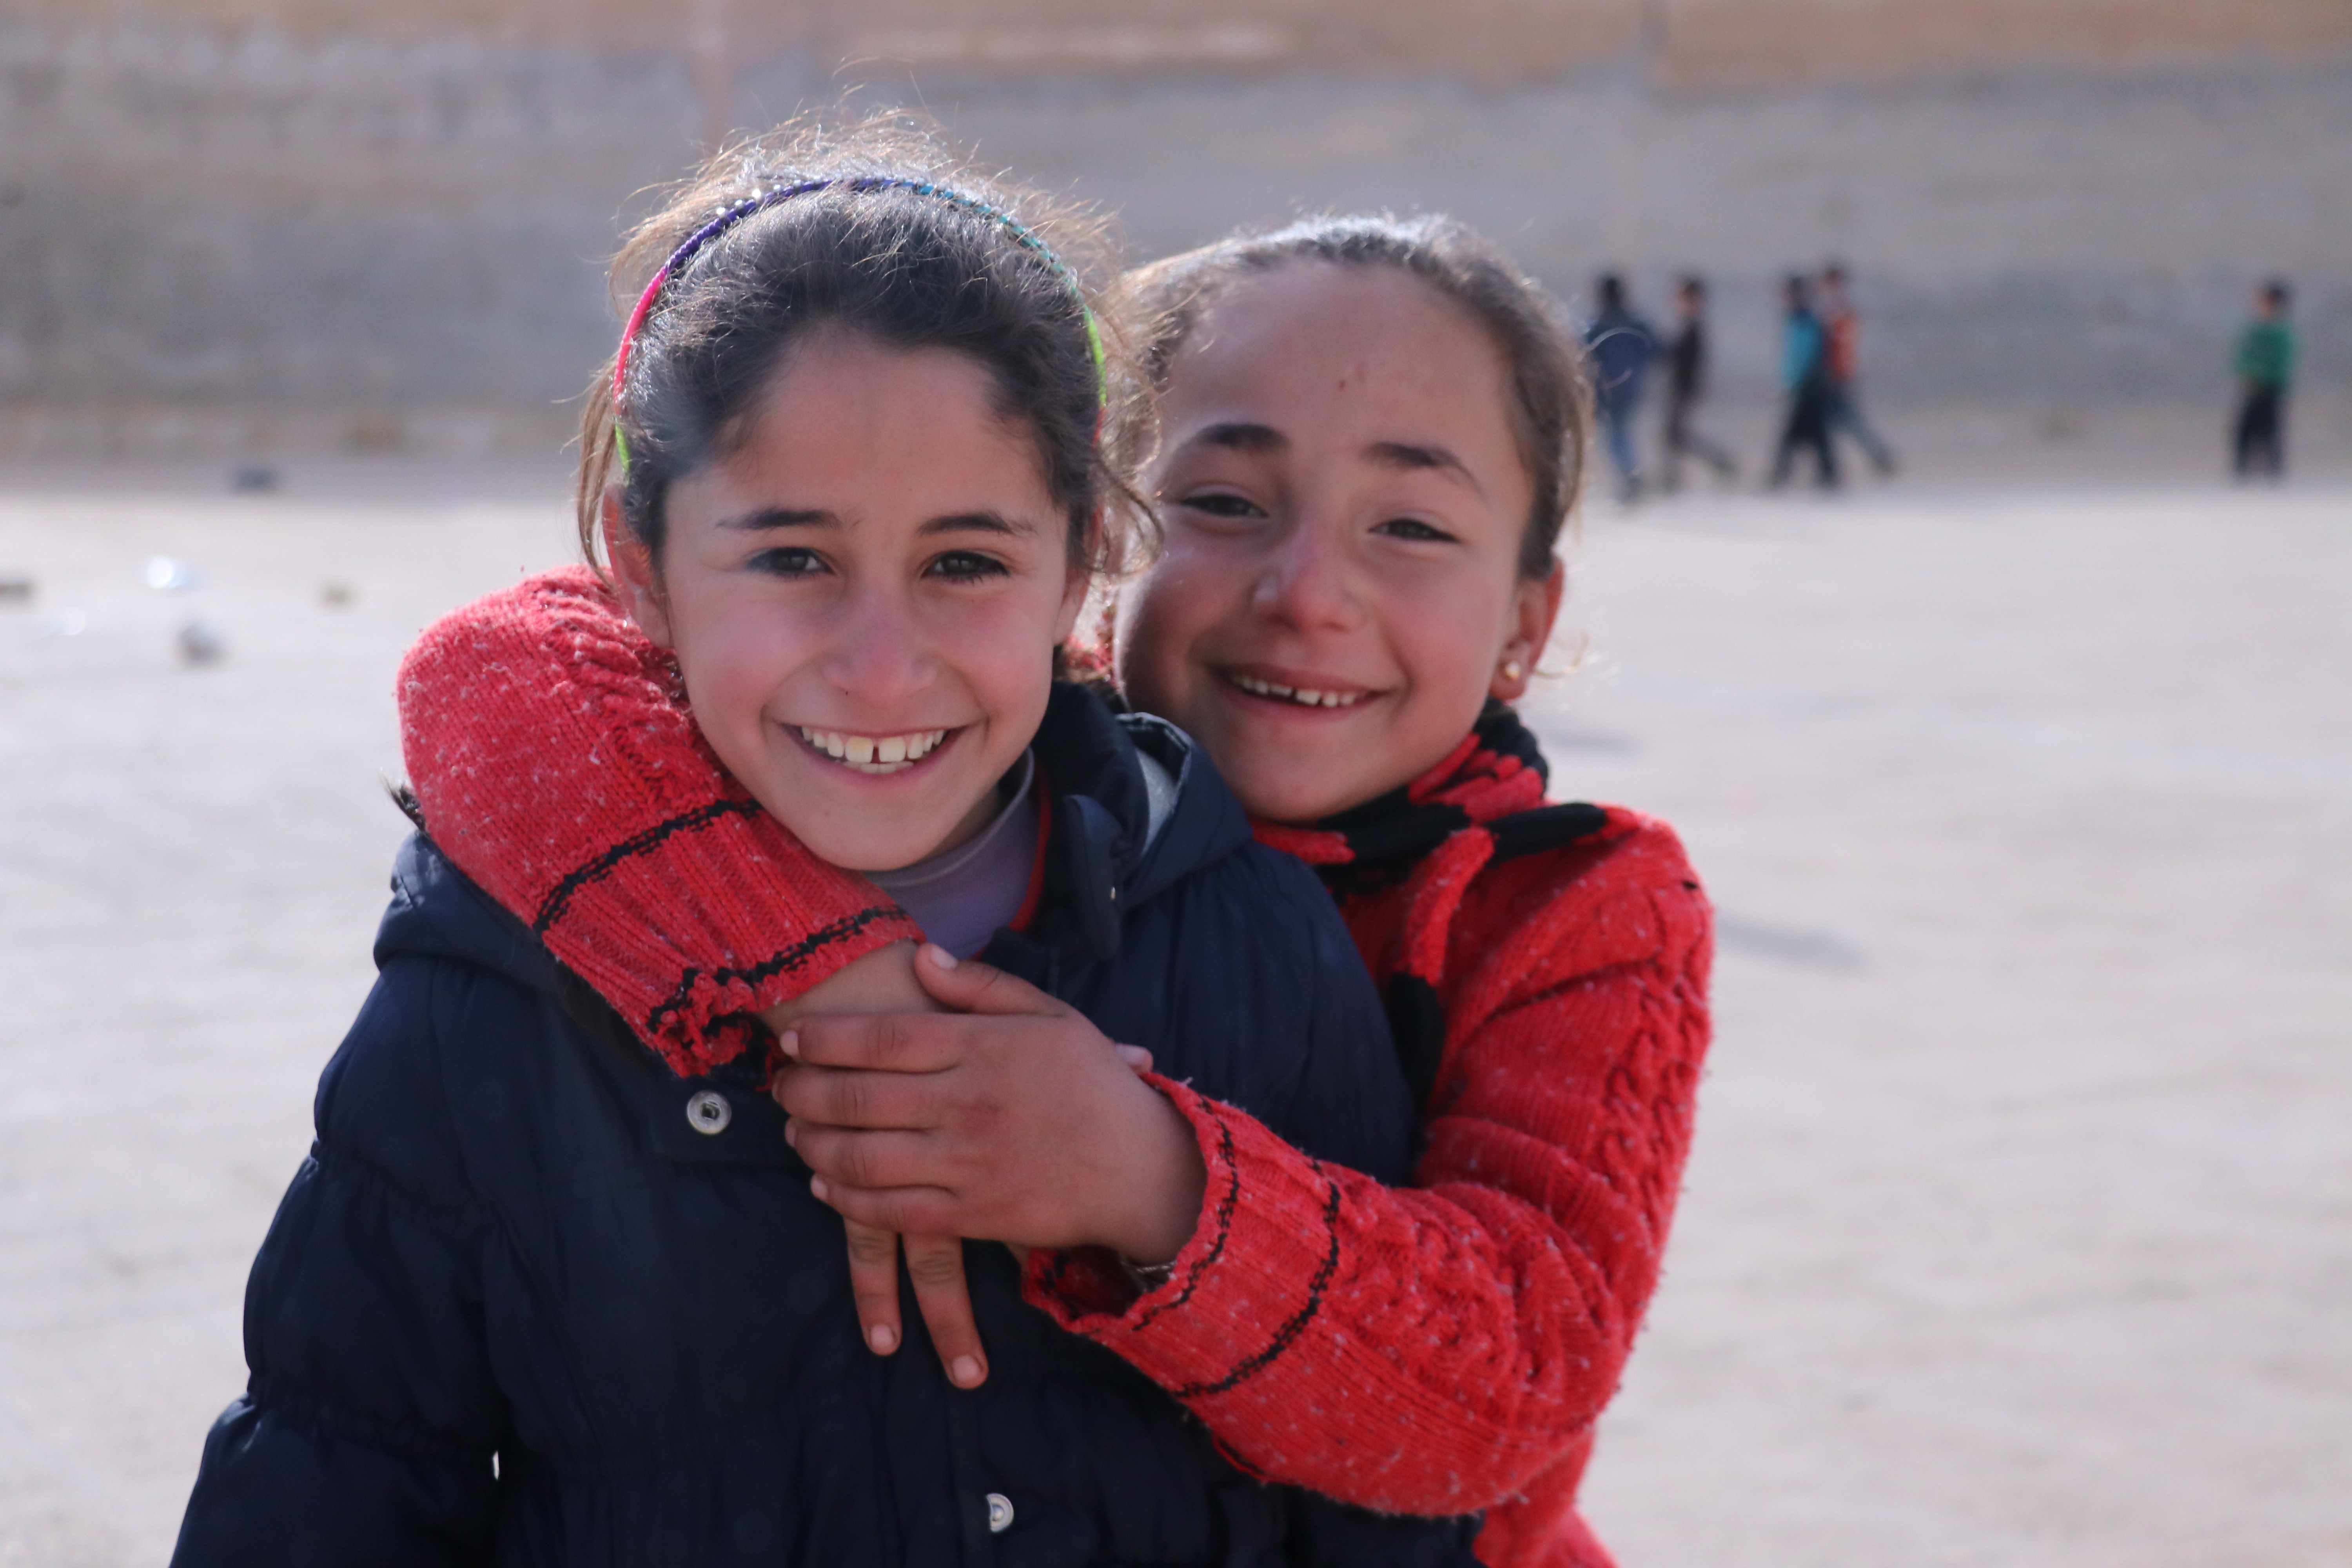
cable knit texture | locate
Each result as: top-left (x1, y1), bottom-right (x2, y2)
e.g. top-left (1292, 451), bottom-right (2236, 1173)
top-left (396, 565), bottom-right (922, 1076)
top-left (394, 580), bottom-right (1713, 1568)
top-left (1030, 713), bottom-right (1711, 1567)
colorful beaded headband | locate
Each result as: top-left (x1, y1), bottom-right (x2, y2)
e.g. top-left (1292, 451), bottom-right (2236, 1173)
top-left (609, 175), bottom-right (1107, 472)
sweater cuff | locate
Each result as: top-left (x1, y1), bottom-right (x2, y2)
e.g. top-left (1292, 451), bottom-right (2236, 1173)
top-left (543, 831), bottom-right (924, 1076)
top-left (1021, 1074), bottom-right (1349, 1401)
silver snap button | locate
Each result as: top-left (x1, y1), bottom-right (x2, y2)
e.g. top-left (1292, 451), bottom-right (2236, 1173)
top-left (684, 1090), bottom-right (732, 1135)
top-left (985, 1493), bottom-right (1013, 1533)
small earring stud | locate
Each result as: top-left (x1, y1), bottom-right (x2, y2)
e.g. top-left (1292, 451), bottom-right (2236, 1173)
top-left (1500, 659), bottom-right (1524, 682)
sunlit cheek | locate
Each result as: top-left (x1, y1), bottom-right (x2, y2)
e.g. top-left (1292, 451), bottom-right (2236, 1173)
top-left (678, 596), bottom-right (820, 744)
top-left (1375, 575), bottom-right (1497, 722)
top-left (1157, 557), bottom-right (1259, 670)
top-left (931, 590), bottom-right (1063, 717)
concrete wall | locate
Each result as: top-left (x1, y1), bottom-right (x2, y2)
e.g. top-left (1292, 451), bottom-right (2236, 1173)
top-left (2, 1), bottom-right (2347, 453)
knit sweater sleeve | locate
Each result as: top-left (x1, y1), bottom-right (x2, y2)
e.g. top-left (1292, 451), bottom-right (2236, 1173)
top-left (395, 564), bottom-right (921, 1076)
top-left (1022, 812), bottom-right (1712, 1517)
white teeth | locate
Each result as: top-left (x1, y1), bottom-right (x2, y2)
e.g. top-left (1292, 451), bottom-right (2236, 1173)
top-left (1230, 673), bottom-right (1364, 709)
top-left (795, 727), bottom-right (951, 774)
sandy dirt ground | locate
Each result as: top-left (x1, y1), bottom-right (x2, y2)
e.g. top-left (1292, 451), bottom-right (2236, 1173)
top-left (0, 437), bottom-right (2345, 1566)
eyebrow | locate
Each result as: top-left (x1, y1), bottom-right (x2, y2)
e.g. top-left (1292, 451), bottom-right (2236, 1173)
top-left (1365, 440), bottom-right (1484, 495)
top-left (719, 507), bottom-right (834, 532)
top-left (1180, 423), bottom-right (1484, 496)
top-left (718, 507), bottom-right (1035, 537)
top-left (1188, 421), bottom-right (1287, 454)
top-left (919, 511), bottom-right (1033, 538)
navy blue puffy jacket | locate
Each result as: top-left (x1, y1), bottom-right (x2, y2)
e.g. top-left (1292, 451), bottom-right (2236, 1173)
top-left (171, 687), bottom-right (1482, 1567)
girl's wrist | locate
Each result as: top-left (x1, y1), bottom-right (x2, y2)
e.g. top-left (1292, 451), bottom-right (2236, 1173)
top-left (1100, 1081), bottom-right (1208, 1265)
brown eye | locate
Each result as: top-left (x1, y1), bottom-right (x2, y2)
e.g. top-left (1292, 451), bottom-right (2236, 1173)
top-left (750, 547), bottom-right (826, 577)
top-left (926, 550), bottom-right (1009, 583)
top-left (1180, 491), bottom-right (1265, 519)
top-left (1373, 517), bottom-right (1456, 543)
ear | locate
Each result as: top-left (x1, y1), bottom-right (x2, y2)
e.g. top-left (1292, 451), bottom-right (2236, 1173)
top-left (1490, 558), bottom-right (1566, 704)
top-left (603, 489), bottom-right (676, 648)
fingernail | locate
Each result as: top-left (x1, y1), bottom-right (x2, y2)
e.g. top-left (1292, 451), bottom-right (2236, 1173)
top-left (780, 1029), bottom-right (801, 1058)
top-left (924, 943), bottom-right (958, 971)
top-left (809, 1175), bottom-right (829, 1201)
top-left (951, 1355), bottom-right (983, 1387)
top-left (869, 1324), bottom-right (897, 1353)
top-left (782, 1120), bottom-right (797, 1148)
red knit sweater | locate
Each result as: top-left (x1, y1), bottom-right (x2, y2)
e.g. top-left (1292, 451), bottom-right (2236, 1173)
top-left (397, 567), bottom-right (1712, 1567)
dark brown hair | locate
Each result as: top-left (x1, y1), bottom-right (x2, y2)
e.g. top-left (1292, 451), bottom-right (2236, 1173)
top-left (1116, 214), bottom-right (1591, 579)
top-left (576, 113), bottom-right (1149, 577)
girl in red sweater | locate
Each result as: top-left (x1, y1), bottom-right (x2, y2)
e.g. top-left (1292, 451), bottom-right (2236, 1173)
top-left (404, 215), bottom-right (1712, 1567)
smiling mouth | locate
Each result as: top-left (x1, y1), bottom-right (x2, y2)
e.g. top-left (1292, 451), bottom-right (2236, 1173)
top-left (1223, 671), bottom-right (1370, 710)
top-left (795, 726), bottom-right (953, 775)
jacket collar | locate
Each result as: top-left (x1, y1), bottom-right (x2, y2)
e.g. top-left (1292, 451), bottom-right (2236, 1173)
top-left (376, 830), bottom-right (561, 991)
top-left (1009, 682), bottom-right (1251, 968)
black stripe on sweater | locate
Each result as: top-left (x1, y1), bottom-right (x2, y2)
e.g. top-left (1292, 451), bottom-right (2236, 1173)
top-left (1133, 1103), bottom-right (1241, 1332)
top-left (531, 797), bottom-right (766, 933)
top-left (1169, 1169), bottom-right (1344, 1399)
top-left (643, 903), bottom-right (909, 1044)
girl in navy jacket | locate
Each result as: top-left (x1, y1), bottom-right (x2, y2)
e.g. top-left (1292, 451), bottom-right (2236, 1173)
top-left (171, 120), bottom-right (1477, 1568)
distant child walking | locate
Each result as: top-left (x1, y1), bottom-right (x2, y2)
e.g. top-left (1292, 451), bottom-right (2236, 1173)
top-left (2232, 278), bottom-right (2295, 479)
top-left (1818, 262), bottom-right (1897, 477)
top-left (1768, 272), bottom-right (1837, 490)
top-left (1662, 273), bottom-right (1738, 490)
top-left (1584, 272), bottom-right (1660, 503)
top-left (169, 120), bottom-right (1480, 1567)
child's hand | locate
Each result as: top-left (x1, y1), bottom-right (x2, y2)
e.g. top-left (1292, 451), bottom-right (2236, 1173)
top-left (838, 1220), bottom-right (999, 1389)
top-left (763, 942), bottom-right (988, 1384)
top-left (776, 944), bottom-right (1200, 1261)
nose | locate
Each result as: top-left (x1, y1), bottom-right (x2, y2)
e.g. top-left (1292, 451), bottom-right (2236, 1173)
top-left (817, 580), bottom-right (939, 709)
top-left (1250, 512), bottom-right (1363, 633)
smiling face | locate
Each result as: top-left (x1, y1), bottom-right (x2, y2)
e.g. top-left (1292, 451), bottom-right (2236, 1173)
top-left (1114, 263), bottom-right (1561, 825)
top-left (612, 329), bottom-right (1083, 871)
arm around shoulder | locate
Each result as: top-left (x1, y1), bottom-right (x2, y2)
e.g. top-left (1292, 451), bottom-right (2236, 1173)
top-left (396, 566), bottom-right (921, 1074)
top-left (1026, 811), bottom-right (1713, 1517)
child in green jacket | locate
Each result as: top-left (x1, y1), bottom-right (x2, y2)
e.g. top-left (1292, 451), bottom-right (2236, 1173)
top-left (2232, 279), bottom-right (2295, 479)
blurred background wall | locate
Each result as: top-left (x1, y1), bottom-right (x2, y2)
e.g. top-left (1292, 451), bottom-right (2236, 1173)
top-left (2, 0), bottom-right (2347, 457)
